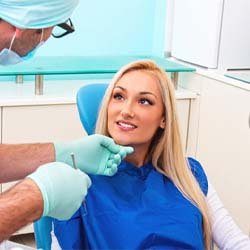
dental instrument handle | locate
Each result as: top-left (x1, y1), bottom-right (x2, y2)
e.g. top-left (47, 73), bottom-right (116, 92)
top-left (70, 153), bottom-right (77, 169)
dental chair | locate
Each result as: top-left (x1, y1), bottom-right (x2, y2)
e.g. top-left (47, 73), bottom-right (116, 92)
top-left (33, 83), bottom-right (108, 250)
top-left (77, 83), bottom-right (108, 135)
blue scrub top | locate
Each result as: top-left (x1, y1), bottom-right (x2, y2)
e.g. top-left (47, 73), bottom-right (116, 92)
top-left (54, 157), bottom-right (208, 250)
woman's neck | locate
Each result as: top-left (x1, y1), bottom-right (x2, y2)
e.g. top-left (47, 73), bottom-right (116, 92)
top-left (124, 145), bottom-right (149, 167)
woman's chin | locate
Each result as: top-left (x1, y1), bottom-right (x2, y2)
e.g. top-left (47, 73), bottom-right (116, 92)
top-left (113, 138), bottom-right (132, 147)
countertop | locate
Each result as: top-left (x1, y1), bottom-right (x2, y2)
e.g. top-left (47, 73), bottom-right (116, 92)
top-left (197, 69), bottom-right (250, 92)
top-left (168, 58), bottom-right (250, 92)
top-left (0, 56), bottom-right (195, 76)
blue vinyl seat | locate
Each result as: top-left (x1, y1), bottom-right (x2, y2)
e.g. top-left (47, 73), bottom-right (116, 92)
top-left (33, 83), bottom-right (108, 250)
top-left (33, 216), bottom-right (52, 250)
top-left (76, 83), bottom-right (108, 135)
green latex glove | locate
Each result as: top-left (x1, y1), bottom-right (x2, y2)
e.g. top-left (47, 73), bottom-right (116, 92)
top-left (55, 134), bottom-right (134, 176)
top-left (28, 162), bottom-right (91, 220)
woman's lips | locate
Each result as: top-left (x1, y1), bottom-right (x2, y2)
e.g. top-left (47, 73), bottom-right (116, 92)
top-left (116, 121), bottom-right (137, 131)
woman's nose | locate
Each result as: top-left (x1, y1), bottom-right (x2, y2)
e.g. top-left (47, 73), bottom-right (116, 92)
top-left (121, 102), bottom-right (134, 119)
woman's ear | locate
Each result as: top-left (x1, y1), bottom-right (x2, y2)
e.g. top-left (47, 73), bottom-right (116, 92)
top-left (159, 117), bottom-right (165, 129)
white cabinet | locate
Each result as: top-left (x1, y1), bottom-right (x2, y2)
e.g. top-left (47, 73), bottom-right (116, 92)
top-left (2, 104), bottom-right (85, 143)
top-left (172, 0), bottom-right (224, 68)
top-left (171, 0), bottom-right (250, 69)
top-left (176, 99), bottom-right (190, 151)
top-left (180, 72), bottom-right (250, 234)
top-left (197, 78), bottom-right (250, 234)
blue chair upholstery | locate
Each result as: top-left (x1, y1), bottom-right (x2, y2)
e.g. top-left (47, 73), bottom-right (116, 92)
top-left (33, 217), bottom-right (52, 250)
top-left (76, 83), bottom-right (108, 135)
top-left (33, 83), bottom-right (108, 250)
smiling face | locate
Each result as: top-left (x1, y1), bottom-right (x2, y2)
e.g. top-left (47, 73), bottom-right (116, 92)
top-left (107, 70), bottom-right (165, 160)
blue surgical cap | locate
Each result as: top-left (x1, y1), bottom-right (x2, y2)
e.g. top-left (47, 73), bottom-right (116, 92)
top-left (0, 0), bottom-right (79, 28)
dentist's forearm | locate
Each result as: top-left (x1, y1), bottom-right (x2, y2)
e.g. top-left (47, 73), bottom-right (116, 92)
top-left (0, 143), bottom-right (55, 183)
top-left (0, 178), bottom-right (43, 242)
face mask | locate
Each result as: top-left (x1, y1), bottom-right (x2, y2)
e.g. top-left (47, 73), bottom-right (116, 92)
top-left (0, 29), bottom-right (44, 66)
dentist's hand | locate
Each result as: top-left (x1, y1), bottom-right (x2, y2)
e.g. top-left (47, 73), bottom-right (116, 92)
top-left (54, 134), bottom-right (134, 176)
top-left (28, 162), bottom-right (91, 220)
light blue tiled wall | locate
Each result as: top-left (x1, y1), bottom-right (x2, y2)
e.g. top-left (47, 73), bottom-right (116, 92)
top-left (37, 0), bottom-right (167, 57)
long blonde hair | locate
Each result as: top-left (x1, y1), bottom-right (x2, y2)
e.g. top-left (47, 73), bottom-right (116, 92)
top-left (96, 60), bottom-right (211, 249)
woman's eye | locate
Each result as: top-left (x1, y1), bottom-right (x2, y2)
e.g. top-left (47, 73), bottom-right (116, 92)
top-left (113, 93), bottom-right (123, 100)
top-left (139, 98), bottom-right (152, 105)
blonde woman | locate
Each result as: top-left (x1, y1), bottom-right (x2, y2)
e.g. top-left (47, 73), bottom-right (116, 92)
top-left (52, 60), bottom-right (250, 250)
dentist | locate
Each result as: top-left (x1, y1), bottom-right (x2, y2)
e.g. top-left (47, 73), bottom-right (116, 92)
top-left (0, 0), bottom-right (134, 242)
top-left (0, 0), bottom-right (77, 65)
